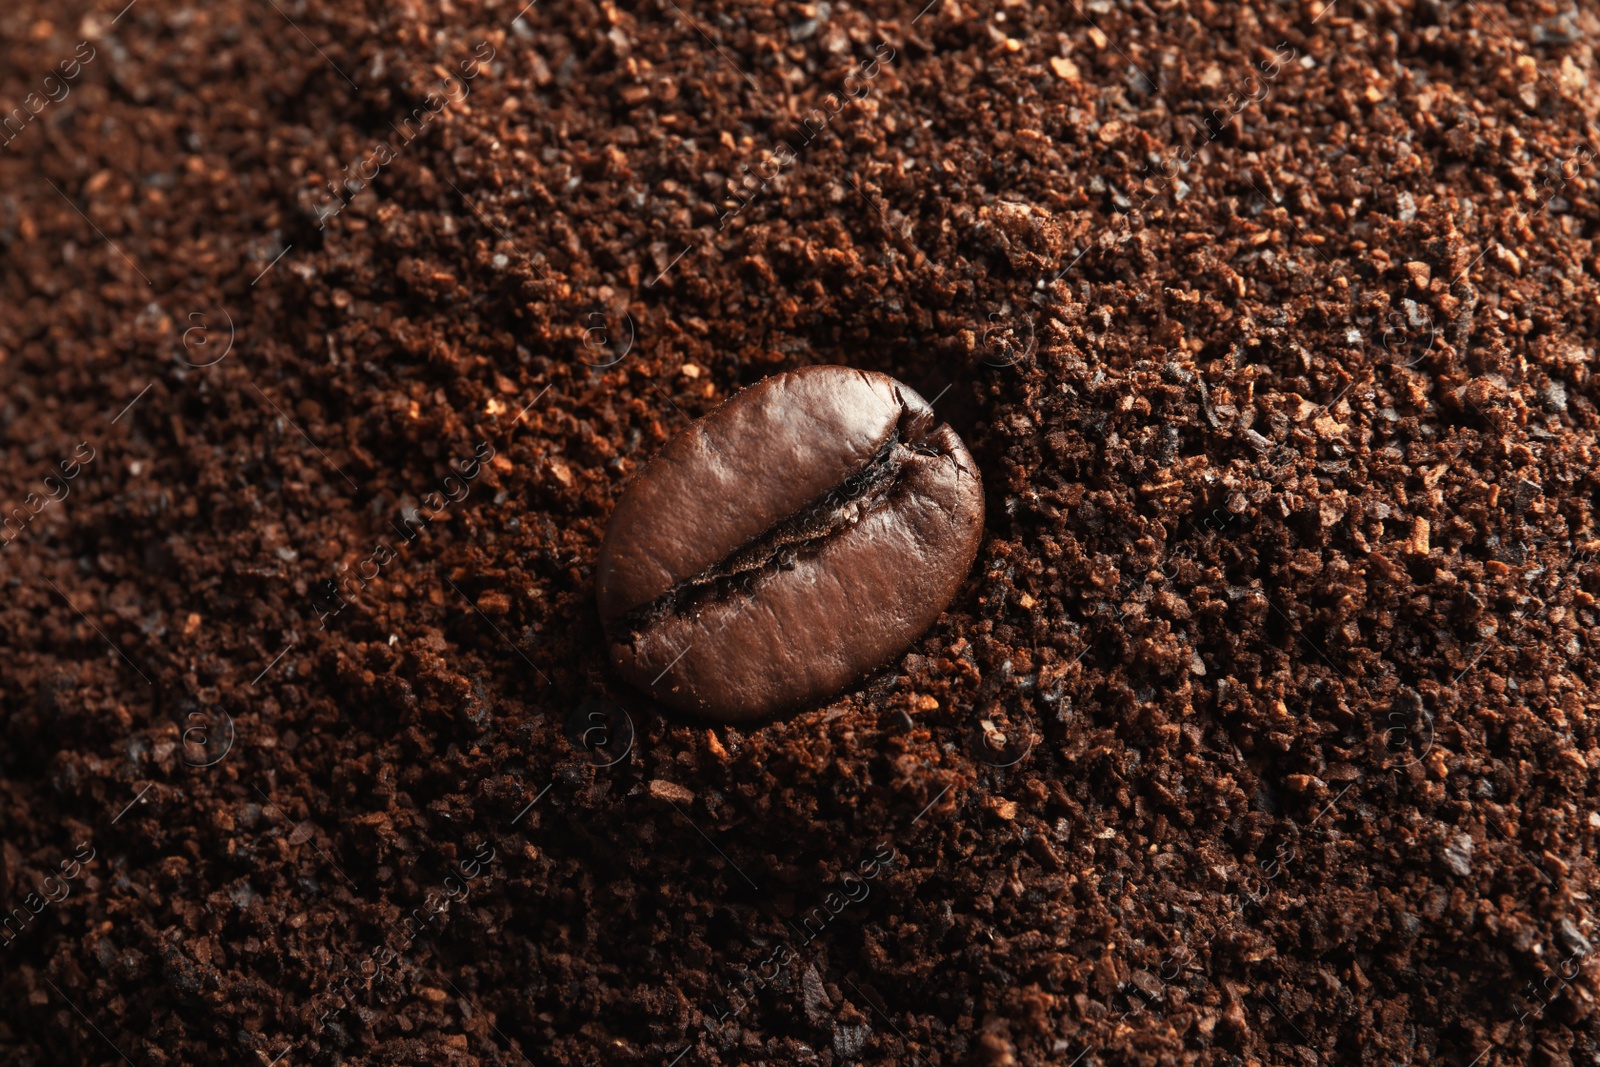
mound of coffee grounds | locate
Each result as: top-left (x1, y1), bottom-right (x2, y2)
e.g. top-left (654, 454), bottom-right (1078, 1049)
top-left (1, 0), bottom-right (1597, 1064)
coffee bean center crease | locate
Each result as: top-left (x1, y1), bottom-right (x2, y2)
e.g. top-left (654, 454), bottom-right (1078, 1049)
top-left (596, 365), bottom-right (985, 722)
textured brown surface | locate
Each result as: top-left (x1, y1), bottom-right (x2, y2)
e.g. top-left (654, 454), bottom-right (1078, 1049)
top-left (2, 0), bottom-right (1600, 1065)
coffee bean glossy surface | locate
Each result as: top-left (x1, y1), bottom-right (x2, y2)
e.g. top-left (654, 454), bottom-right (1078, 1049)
top-left (597, 365), bottom-right (984, 721)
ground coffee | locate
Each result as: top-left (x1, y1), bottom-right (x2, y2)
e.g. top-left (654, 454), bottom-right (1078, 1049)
top-left (1, 0), bottom-right (1598, 1064)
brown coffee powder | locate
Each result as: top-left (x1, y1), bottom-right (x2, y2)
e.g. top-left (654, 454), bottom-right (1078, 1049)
top-left (1, 1), bottom-right (1598, 1064)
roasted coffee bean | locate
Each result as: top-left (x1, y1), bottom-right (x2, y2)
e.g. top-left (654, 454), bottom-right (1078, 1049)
top-left (597, 365), bottom-right (984, 721)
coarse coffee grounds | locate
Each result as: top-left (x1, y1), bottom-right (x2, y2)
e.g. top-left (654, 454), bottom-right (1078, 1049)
top-left (0, 0), bottom-right (1598, 1065)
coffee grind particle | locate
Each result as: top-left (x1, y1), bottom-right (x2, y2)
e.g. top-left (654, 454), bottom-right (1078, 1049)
top-left (597, 366), bottom-right (984, 721)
